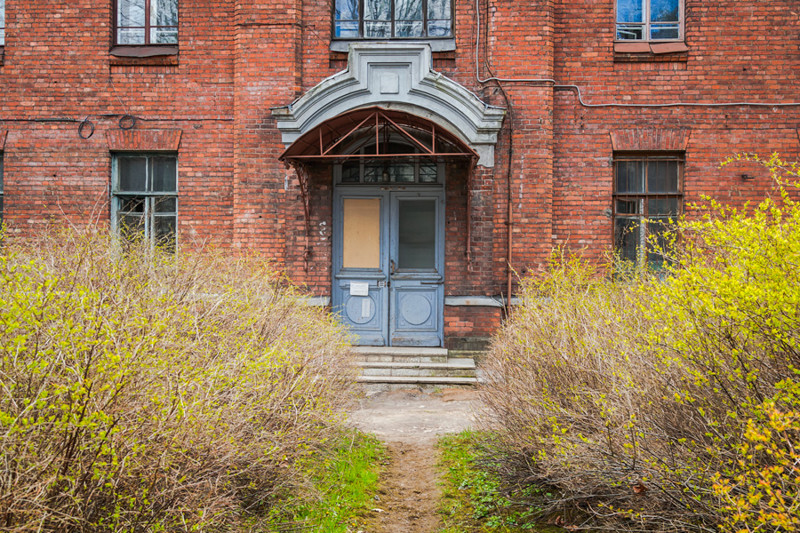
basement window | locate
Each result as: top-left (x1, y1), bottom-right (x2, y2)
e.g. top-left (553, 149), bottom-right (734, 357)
top-left (613, 154), bottom-right (683, 269)
top-left (332, 0), bottom-right (455, 52)
top-left (112, 0), bottom-right (178, 57)
top-left (112, 154), bottom-right (178, 252)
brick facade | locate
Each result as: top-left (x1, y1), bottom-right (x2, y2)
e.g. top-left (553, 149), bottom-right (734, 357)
top-left (1, 0), bottom-right (798, 345)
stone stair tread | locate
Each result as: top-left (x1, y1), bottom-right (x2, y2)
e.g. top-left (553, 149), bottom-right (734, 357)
top-left (357, 375), bottom-right (478, 384)
top-left (352, 347), bottom-right (449, 356)
top-left (355, 361), bottom-right (475, 369)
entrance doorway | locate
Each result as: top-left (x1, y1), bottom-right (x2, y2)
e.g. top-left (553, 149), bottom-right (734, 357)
top-left (277, 108), bottom-right (477, 347)
top-left (333, 187), bottom-right (445, 347)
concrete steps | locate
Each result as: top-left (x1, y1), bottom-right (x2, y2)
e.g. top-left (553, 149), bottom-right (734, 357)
top-left (353, 347), bottom-right (478, 391)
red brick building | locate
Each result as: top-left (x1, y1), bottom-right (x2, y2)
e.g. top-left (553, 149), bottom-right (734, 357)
top-left (1, 0), bottom-right (798, 348)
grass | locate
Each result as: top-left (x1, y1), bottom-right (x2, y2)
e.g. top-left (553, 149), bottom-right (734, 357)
top-left (261, 430), bottom-right (386, 532)
top-left (436, 431), bottom-right (562, 533)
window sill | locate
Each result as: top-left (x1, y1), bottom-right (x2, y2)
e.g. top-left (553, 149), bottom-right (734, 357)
top-left (109, 45), bottom-right (179, 66)
top-left (614, 41), bottom-right (688, 62)
top-left (330, 38), bottom-right (455, 53)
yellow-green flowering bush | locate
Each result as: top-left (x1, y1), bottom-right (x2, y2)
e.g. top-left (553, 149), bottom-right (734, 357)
top-left (0, 228), bottom-right (356, 531)
top-left (480, 155), bottom-right (800, 532)
top-left (712, 378), bottom-right (800, 533)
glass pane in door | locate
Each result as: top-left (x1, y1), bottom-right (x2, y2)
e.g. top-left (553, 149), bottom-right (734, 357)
top-left (398, 199), bottom-right (435, 269)
top-left (343, 198), bottom-right (381, 269)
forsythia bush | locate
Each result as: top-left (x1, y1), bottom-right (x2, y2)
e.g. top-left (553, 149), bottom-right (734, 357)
top-left (0, 228), bottom-right (356, 531)
top-left (480, 155), bottom-right (800, 532)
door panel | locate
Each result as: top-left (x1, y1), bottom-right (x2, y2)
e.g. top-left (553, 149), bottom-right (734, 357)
top-left (342, 198), bottom-right (382, 268)
top-left (333, 189), bottom-right (444, 347)
top-left (333, 192), bottom-right (389, 346)
top-left (389, 193), bottom-right (444, 347)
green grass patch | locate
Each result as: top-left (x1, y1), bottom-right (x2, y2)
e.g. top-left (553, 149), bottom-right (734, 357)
top-left (437, 431), bottom-right (561, 533)
top-left (261, 429), bottom-right (386, 532)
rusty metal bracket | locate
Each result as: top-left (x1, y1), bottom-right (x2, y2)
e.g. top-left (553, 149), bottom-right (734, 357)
top-left (288, 160), bottom-right (313, 272)
top-left (466, 156), bottom-right (478, 264)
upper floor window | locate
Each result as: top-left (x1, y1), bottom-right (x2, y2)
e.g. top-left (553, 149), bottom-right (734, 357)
top-left (334, 0), bottom-right (453, 40)
top-left (616, 0), bottom-right (682, 41)
top-left (115, 0), bottom-right (178, 46)
top-left (1, 0), bottom-right (6, 46)
top-left (613, 154), bottom-right (683, 269)
top-left (112, 154), bottom-right (178, 252)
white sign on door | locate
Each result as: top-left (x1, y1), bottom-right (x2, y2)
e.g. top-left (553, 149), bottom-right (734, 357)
top-left (350, 282), bottom-right (370, 296)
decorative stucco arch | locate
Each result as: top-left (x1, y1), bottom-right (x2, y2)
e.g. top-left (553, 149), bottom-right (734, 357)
top-left (272, 43), bottom-right (505, 167)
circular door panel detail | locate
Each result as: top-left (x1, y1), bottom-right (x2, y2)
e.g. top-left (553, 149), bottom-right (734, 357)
top-left (346, 295), bottom-right (376, 324)
top-left (400, 294), bottom-right (432, 326)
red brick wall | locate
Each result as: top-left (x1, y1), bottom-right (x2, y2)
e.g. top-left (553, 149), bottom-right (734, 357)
top-left (552, 0), bottom-right (800, 261)
top-left (1, 0), bottom-right (236, 245)
top-left (1, 0), bottom-right (798, 341)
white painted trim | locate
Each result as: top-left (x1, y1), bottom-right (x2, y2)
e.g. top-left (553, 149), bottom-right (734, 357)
top-left (331, 38), bottom-right (456, 53)
top-left (444, 296), bottom-right (522, 307)
top-left (300, 296), bottom-right (331, 307)
top-left (273, 43), bottom-right (505, 168)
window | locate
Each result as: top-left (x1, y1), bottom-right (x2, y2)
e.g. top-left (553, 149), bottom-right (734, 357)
top-left (0, 0), bottom-right (5, 47)
top-left (334, 0), bottom-right (453, 40)
top-left (115, 0), bottom-right (178, 45)
top-left (0, 154), bottom-right (4, 226)
top-left (613, 154), bottom-right (682, 268)
top-left (112, 154), bottom-right (177, 251)
top-left (335, 142), bottom-right (444, 184)
top-left (616, 0), bottom-right (682, 41)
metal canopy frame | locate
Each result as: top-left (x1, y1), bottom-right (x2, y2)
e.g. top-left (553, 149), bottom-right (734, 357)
top-left (279, 107), bottom-right (479, 271)
top-left (279, 107), bottom-right (477, 162)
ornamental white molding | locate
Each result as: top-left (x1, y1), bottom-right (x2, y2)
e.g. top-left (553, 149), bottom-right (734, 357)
top-left (273, 43), bottom-right (505, 167)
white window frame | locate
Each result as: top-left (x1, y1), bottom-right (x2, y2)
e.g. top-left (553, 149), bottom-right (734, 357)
top-left (615, 0), bottom-right (684, 42)
top-left (111, 153), bottom-right (178, 251)
top-left (114, 0), bottom-right (179, 46)
top-left (0, 0), bottom-right (6, 47)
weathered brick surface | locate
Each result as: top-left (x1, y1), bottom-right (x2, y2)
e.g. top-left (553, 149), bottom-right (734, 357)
top-left (1, 0), bottom-right (798, 341)
top-left (552, 0), bottom-right (800, 262)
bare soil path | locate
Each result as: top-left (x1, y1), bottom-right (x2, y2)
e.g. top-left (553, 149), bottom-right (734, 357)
top-left (348, 388), bottom-right (479, 533)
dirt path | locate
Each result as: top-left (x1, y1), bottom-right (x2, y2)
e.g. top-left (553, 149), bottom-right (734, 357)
top-left (348, 388), bottom-right (479, 533)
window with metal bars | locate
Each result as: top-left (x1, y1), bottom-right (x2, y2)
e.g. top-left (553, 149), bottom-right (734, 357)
top-left (616, 0), bottom-right (683, 41)
top-left (334, 0), bottom-right (453, 40)
top-left (112, 154), bottom-right (177, 252)
top-left (613, 154), bottom-right (683, 268)
top-left (115, 0), bottom-right (178, 45)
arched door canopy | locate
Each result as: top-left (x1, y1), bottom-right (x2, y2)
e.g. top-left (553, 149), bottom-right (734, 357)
top-left (272, 43), bottom-right (505, 168)
top-left (279, 107), bottom-right (477, 163)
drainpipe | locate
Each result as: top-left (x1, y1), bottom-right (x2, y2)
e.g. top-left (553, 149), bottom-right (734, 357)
top-left (505, 106), bottom-right (514, 313)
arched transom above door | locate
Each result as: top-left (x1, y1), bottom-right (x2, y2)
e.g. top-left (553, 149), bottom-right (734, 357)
top-left (273, 43), bottom-right (505, 167)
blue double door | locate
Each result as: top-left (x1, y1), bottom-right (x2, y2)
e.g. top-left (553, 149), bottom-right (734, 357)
top-left (332, 189), bottom-right (445, 346)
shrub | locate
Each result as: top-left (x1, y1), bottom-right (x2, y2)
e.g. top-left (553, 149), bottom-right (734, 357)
top-left (479, 156), bottom-right (800, 532)
top-left (0, 227), bottom-right (356, 531)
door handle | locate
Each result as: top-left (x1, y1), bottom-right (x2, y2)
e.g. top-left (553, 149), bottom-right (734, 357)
top-left (390, 259), bottom-right (396, 274)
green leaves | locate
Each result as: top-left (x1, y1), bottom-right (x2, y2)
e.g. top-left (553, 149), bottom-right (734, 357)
top-left (479, 156), bottom-right (800, 532)
top-left (0, 227), bottom-right (355, 531)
